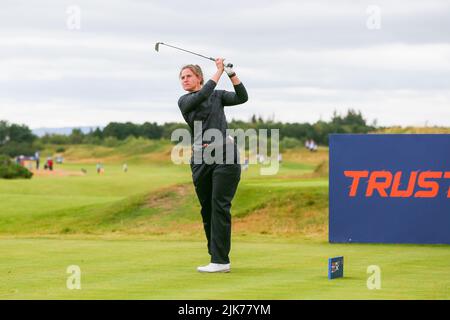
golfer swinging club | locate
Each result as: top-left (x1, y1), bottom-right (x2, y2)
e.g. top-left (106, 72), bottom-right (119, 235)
top-left (178, 58), bottom-right (248, 273)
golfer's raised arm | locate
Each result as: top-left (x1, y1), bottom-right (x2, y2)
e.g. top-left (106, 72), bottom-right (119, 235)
top-left (222, 66), bottom-right (248, 106)
top-left (210, 58), bottom-right (225, 84)
top-left (178, 80), bottom-right (216, 113)
top-left (222, 82), bottom-right (248, 106)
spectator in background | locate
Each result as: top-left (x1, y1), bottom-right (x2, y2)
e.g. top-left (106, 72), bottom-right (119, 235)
top-left (123, 163), bottom-right (128, 173)
top-left (305, 139), bottom-right (318, 152)
top-left (242, 158), bottom-right (249, 171)
top-left (310, 140), bottom-right (318, 152)
top-left (47, 157), bottom-right (53, 171)
top-left (35, 151), bottom-right (40, 170)
top-left (305, 139), bottom-right (311, 151)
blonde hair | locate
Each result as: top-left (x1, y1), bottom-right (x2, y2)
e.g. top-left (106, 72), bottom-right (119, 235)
top-left (179, 64), bottom-right (204, 85)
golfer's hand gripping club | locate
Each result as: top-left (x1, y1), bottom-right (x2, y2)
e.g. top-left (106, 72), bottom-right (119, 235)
top-left (222, 59), bottom-right (233, 69)
top-left (215, 58), bottom-right (225, 72)
top-left (215, 58), bottom-right (234, 74)
top-left (224, 64), bottom-right (236, 78)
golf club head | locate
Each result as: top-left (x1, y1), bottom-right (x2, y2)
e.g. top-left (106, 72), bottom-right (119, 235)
top-left (155, 42), bottom-right (162, 52)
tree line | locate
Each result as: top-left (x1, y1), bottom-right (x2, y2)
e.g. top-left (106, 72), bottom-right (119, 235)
top-left (0, 109), bottom-right (375, 157)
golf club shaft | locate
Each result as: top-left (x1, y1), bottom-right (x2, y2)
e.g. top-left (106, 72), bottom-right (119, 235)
top-left (158, 43), bottom-right (215, 62)
top-left (156, 42), bottom-right (233, 68)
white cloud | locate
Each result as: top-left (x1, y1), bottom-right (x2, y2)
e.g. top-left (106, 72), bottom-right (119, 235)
top-left (226, 88), bottom-right (450, 126)
top-left (0, 0), bottom-right (449, 128)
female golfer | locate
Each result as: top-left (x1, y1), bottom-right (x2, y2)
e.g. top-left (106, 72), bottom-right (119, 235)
top-left (178, 58), bottom-right (248, 273)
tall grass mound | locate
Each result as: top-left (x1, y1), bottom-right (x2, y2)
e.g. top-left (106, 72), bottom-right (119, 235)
top-left (0, 155), bottom-right (33, 179)
top-left (373, 126), bottom-right (450, 134)
top-left (314, 160), bottom-right (329, 177)
top-left (60, 137), bottom-right (173, 163)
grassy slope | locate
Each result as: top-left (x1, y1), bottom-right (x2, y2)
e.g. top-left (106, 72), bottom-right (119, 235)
top-left (0, 140), bottom-right (327, 237)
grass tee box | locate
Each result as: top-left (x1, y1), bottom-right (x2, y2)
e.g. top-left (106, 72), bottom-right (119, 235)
top-left (329, 134), bottom-right (450, 244)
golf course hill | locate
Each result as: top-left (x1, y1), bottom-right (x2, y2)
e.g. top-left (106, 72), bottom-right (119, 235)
top-left (0, 137), bottom-right (329, 240)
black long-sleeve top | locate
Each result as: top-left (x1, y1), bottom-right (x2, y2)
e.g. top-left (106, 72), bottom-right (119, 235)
top-left (178, 80), bottom-right (248, 148)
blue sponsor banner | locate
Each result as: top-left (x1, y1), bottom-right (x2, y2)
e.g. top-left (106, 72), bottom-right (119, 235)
top-left (329, 134), bottom-right (450, 244)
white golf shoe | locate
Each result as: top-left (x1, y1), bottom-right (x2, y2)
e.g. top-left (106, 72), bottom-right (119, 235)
top-left (197, 263), bottom-right (230, 273)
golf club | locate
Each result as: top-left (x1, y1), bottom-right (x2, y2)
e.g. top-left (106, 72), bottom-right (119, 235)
top-left (155, 42), bottom-right (233, 68)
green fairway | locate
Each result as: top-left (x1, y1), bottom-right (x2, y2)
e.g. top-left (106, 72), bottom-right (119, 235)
top-left (0, 155), bottom-right (326, 236)
top-left (0, 142), bottom-right (449, 299)
top-left (1, 238), bottom-right (448, 299)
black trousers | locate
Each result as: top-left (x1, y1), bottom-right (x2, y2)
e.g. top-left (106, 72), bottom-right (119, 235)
top-left (191, 158), bottom-right (241, 264)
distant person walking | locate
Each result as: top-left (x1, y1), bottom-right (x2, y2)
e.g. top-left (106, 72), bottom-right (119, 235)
top-left (305, 139), bottom-right (318, 152)
top-left (96, 162), bottom-right (103, 174)
top-left (35, 151), bottom-right (40, 170)
top-left (178, 58), bottom-right (248, 273)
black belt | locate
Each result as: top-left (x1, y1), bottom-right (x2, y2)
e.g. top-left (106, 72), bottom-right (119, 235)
top-left (191, 143), bottom-right (210, 151)
top-left (192, 140), bottom-right (235, 151)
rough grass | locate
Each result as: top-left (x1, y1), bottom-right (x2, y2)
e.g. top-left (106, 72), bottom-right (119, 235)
top-left (373, 126), bottom-right (450, 134)
top-left (53, 137), bottom-right (173, 164)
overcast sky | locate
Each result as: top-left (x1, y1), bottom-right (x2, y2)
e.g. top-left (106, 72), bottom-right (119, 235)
top-left (1, 0), bottom-right (449, 128)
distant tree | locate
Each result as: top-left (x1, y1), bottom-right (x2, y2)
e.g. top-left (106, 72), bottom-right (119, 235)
top-left (141, 122), bottom-right (163, 139)
top-left (40, 134), bottom-right (70, 145)
top-left (0, 120), bottom-right (36, 157)
top-left (0, 121), bottom-right (9, 144)
top-left (0, 121), bottom-right (36, 144)
top-left (33, 108), bottom-right (378, 147)
top-left (69, 128), bottom-right (84, 144)
top-left (103, 122), bottom-right (140, 140)
top-left (93, 127), bottom-right (103, 139)
top-left (0, 141), bottom-right (35, 157)
top-left (161, 122), bottom-right (189, 140)
top-left (330, 109), bottom-right (374, 134)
